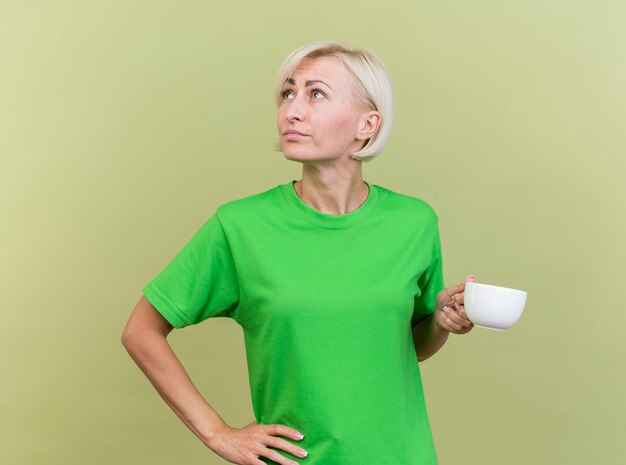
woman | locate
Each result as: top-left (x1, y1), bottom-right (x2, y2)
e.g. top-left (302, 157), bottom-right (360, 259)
top-left (122, 41), bottom-right (475, 465)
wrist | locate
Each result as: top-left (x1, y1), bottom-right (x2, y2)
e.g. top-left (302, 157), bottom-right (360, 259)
top-left (202, 421), bottom-right (231, 451)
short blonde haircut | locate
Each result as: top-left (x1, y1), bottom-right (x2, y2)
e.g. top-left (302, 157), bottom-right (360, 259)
top-left (274, 41), bottom-right (395, 162)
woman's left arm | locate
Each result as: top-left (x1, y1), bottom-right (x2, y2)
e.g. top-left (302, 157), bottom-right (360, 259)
top-left (412, 313), bottom-right (450, 362)
top-left (413, 275), bottom-right (476, 362)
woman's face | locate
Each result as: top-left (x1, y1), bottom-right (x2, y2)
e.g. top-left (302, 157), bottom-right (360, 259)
top-left (277, 56), bottom-right (375, 162)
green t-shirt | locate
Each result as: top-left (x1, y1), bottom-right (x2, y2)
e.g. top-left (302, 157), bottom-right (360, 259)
top-left (143, 179), bottom-right (445, 464)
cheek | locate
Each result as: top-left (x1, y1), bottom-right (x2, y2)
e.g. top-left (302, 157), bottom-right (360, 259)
top-left (322, 113), bottom-right (356, 139)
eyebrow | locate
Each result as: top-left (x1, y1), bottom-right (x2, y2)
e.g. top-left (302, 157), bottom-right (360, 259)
top-left (284, 78), bottom-right (332, 90)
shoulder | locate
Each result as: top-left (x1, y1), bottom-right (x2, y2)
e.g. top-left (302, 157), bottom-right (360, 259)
top-left (214, 184), bottom-right (283, 223)
top-left (374, 183), bottom-right (439, 223)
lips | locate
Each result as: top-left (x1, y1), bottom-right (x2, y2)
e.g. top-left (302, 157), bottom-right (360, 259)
top-left (284, 129), bottom-right (308, 136)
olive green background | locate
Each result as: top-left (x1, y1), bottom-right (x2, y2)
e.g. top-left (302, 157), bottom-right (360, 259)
top-left (2, 1), bottom-right (624, 464)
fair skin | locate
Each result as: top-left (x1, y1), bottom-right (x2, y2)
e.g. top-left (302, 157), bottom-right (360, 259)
top-left (277, 55), bottom-right (379, 214)
top-left (414, 275), bottom-right (476, 363)
top-left (122, 54), bottom-right (474, 465)
top-left (121, 298), bottom-right (308, 465)
top-left (275, 55), bottom-right (475, 360)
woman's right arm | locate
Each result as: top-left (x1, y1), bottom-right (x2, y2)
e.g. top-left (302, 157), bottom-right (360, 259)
top-left (121, 295), bottom-right (308, 465)
top-left (120, 295), bottom-right (230, 447)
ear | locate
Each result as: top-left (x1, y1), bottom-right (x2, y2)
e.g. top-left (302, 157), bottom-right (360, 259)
top-left (356, 111), bottom-right (382, 141)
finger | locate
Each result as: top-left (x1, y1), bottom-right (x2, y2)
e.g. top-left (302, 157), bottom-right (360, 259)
top-left (442, 307), bottom-right (463, 331)
top-left (449, 279), bottom-right (473, 301)
top-left (444, 309), bottom-right (474, 334)
top-left (264, 424), bottom-right (304, 441)
top-left (454, 307), bottom-right (474, 332)
top-left (452, 275), bottom-right (476, 302)
top-left (436, 312), bottom-right (454, 333)
top-left (455, 303), bottom-right (474, 328)
top-left (439, 307), bottom-right (471, 333)
top-left (454, 302), bottom-right (471, 321)
top-left (454, 303), bottom-right (471, 326)
top-left (447, 281), bottom-right (467, 296)
top-left (459, 320), bottom-right (474, 332)
top-left (447, 305), bottom-right (472, 328)
top-left (261, 446), bottom-right (300, 465)
top-left (456, 324), bottom-right (473, 335)
top-left (264, 436), bottom-right (308, 460)
top-left (438, 318), bottom-right (456, 334)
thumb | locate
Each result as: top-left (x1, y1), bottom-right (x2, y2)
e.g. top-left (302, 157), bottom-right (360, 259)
top-left (448, 275), bottom-right (476, 295)
top-left (463, 274), bottom-right (476, 288)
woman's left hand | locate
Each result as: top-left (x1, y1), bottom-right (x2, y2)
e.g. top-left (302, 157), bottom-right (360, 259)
top-left (434, 275), bottom-right (476, 335)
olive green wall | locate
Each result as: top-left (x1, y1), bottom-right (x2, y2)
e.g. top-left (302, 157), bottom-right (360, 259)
top-left (3, 1), bottom-right (624, 464)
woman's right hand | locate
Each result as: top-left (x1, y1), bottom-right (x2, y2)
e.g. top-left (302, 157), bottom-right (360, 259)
top-left (208, 420), bottom-right (308, 465)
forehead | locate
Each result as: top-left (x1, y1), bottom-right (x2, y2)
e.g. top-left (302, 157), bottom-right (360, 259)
top-left (287, 56), bottom-right (348, 84)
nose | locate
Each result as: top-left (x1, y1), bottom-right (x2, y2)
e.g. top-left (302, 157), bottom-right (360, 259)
top-left (284, 93), bottom-right (306, 122)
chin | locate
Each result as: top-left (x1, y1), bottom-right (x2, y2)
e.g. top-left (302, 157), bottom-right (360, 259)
top-left (282, 146), bottom-right (334, 160)
top-left (283, 151), bottom-right (336, 163)
top-left (282, 152), bottom-right (311, 162)
top-left (281, 145), bottom-right (308, 159)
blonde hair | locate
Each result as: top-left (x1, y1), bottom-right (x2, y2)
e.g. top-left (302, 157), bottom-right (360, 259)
top-left (273, 41), bottom-right (395, 162)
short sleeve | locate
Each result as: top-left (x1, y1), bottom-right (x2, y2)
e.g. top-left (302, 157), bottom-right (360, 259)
top-left (411, 216), bottom-right (445, 328)
top-left (142, 210), bottom-right (240, 329)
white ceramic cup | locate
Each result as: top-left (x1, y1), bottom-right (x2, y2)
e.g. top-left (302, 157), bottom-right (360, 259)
top-left (464, 282), bottom-right (527, 331)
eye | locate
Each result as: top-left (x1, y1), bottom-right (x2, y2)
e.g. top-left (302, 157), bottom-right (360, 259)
top-left (280, 88), bottom-right (326, 100)
top-left (311, 88), bottom-right (325, 99)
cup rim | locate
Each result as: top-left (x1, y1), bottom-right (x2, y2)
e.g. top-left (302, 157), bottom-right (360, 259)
top-left (467, 282), bottom-right (526, 294)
